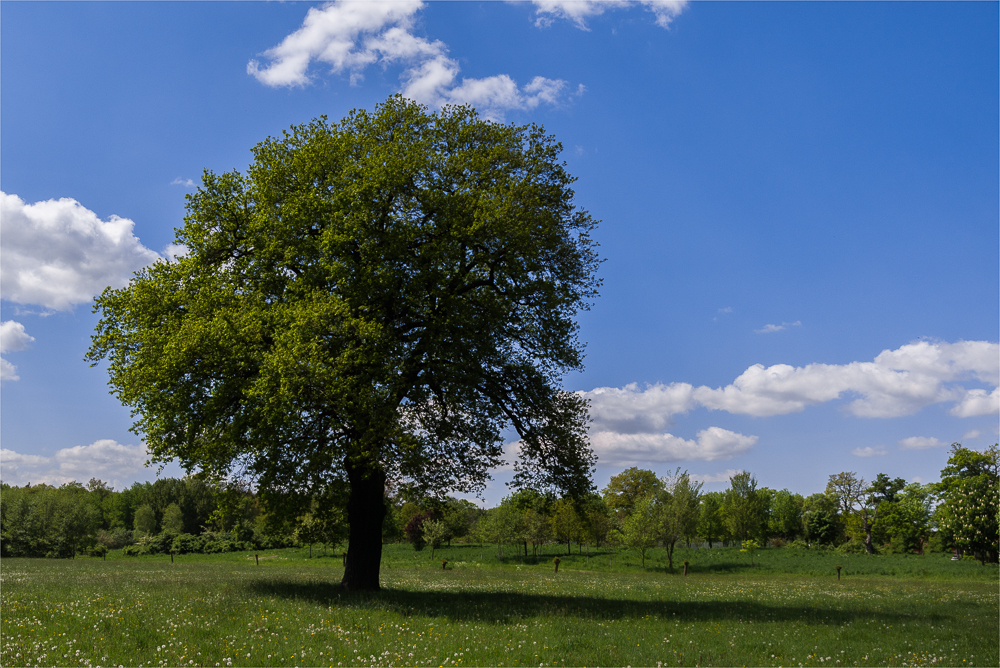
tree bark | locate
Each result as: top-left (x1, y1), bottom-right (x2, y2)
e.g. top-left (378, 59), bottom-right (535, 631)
top-left (341, 462), bottom-right (387, 591)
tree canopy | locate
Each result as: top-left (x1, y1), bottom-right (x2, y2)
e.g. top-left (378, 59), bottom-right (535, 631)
top-left (87, 96), bottom-right (601, 590)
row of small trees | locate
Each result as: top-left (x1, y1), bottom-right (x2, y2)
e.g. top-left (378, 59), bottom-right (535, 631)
top-left (1, 443), bottom-right (995, 564)
top-left (401, 443), bottom-right (998, 566)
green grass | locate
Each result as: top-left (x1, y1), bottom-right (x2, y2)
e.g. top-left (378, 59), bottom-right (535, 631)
top-left (1, 546), bottom-right (996, 667)
top-left (376, 542), bottom-right (998, 581)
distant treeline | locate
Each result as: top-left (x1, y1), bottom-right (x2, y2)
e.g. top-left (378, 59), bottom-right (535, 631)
top-left (1, 443), bottom-right (995, 564)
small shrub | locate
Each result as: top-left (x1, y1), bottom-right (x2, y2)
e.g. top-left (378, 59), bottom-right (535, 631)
top-left (405, 512), bottom-right (433, 551)
top-left (172, 533), bottom-right (206, 554)
top-left (837, 540), bottom-right (867, 555)
top-left (204, 540), bottom-right (236, 554)
top-left (96, 528), bottom-right (135, 550)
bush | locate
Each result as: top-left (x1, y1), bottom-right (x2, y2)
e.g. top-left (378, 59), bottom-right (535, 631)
top-left (836, 540), bottom-right (867, 555)
top-left (97, 528), bottom-right (135, 550)
top-left (123, 537), bottom-right (156, 556)
top-left (405, 512), bottom-right (433, 551)
top-left (769, 537), bottom-right (787, 548)
top-left (787, 539), bottom-right (809, 550)
top-left (85, 544), bottom-right (109, 558)
top-left (204, 539), bottom-right (236, 554)
top-left (256, 533), bottom-right (295, 550)
top-left (172, 533), bottom-right (206, 554)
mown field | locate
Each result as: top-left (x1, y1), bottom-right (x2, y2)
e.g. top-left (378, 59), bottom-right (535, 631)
top-left (1, 545), bottom-right (996, 668)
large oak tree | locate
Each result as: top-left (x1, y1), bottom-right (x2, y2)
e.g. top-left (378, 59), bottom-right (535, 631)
top-left (88, 97), bottom-right (600, 590)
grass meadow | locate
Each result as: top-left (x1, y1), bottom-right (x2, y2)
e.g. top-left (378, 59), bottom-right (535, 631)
top-left (1, 544), bottom-right (996, 668)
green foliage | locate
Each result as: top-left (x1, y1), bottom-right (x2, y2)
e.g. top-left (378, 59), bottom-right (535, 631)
top-left (0, 484), bottom-right (101, 558)
top-left (723, 471), bottom-right (763, 542)
top-left (161, 503), bottom-right (185, 533)
top-left (441, 498), bottom-right (479, 544)
top-left (133, 504), bottom-right (157, 535)
top-left (936, 443), bottom-right (999, 564)
top-left (827, 471), bottom-right (889, 554)
top-left (877, 483), bottom-right (933, 552)
top-left (549, 498), bottom-right (583, 552)
top-left (658, 469), bottom-right (702, 569)
top-left (805, 509), bottom-right (839, 546)
top-left (697, 491), bottom-right (727, 547)
top-left (87, 94), bottom-right (600, 500)
top-left (87, 96), bottom-right (603, 589)
top-left (619, 494), bottom-right (660, 568)
top-left (740, 538), bottom-right (760, 566)
top-left (421, 519), bottom-right (448, 557)
top-left (768, 489), bottom-right (804, 541)
top-left (938, 442), bottom-right (999, 493)
top-left (480, 501), bottom-right (522, 558)
top-left (602, 467), bottom-right (663, 517)
top-left (938, 476), bottom-right (999, 564)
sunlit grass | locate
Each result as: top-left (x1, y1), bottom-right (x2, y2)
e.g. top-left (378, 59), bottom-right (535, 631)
top-left (1, 549), bottom-right (996, 667)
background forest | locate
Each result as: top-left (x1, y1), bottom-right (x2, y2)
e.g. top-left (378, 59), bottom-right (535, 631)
top-left (1, 443), bottom-right (995, 566)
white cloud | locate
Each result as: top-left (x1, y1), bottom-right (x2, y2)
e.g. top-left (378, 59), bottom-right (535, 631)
top-left (575, 339), bottom-right (997, 467)
top-left (0, 440), bottom-right (153, 488)
top-left (690, 468), bottom-right (743, 484)
top-left (582, 382), bottom-right (696, 434)
top-left (851, 445), bottom-right (888, 457)
top-left (949, 387), bottom-right (1000, 417)
top-left (530, 0), bottom-right (688, 30)
top-left (963, 429), bottom-right (981, 441)
top-left (590, 427), bottom-right (757, 467)
top-left (171, 177), bottom-right (196, 187)
top-left (898, 436), bottom-right (946, 450)
top-left (755, 320), bottom-right (801, 334)
top-left (718, 307), bottom-right (733, 314)
top-left (246, 1), bottom-right (584, 119)
top-left (0, 358), bottom-right (19, 382)
top-left (693, 340), bottom-right (999, 418)
top-left (0, 321), bottom-right (33, 353)
top-left (1, 192), bottom-right (162, 310)
top-left (0, 320), bottom-right (34, 383)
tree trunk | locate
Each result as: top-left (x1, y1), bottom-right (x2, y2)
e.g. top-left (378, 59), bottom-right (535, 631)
top-left (863, 519), bottom-right (876, 555)
top-left (341, 463), bottom-right (387, 591)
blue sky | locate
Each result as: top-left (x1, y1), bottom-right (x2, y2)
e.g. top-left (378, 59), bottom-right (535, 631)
top-left (1, 1), bottom-right (997, 505)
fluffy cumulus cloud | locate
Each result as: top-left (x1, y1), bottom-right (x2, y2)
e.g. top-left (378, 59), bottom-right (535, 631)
top-left (0, 440), bottom-right (152, 488)
top-left (585, 341), bottom-right (999, 422)
top-left (584, 382), bottom-right (696, 434)
top-left (578, 339), bottom-right (997, 467)
top-left (0, 320), bottom-right (34, 382)
top-left (530, 0), bottom-right (688, 29)
top-left (247, 0), bottom-right (666, 118)
top-left (589, 427), bottom-right (757, 467)
top-left (0, 358), bottom-right (19, 382)
top-left (1, 192), bottom-right (162, 310)
top-left (950, 387), bottom-right (1000, 418)
top-left (693, 340), bottom-right (999, 418)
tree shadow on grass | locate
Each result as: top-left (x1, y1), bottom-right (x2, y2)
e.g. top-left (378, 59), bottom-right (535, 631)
top-left (243, 577), bottom-right (951, 627)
